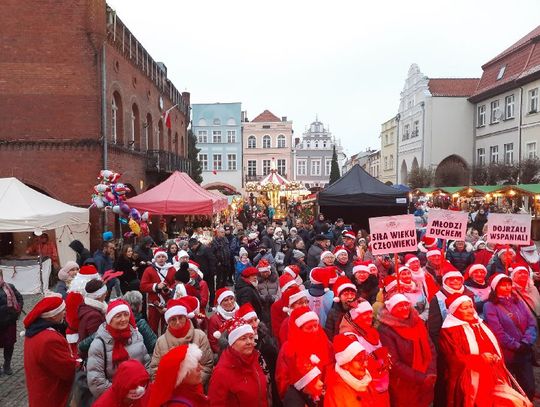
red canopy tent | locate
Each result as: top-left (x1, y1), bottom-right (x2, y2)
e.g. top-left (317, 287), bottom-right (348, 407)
top-left (126, 171), bottom-right (228, 215)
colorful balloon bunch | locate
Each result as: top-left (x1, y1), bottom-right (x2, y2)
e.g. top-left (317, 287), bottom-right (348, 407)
top-left (91, 170), bottom-right (150, 238)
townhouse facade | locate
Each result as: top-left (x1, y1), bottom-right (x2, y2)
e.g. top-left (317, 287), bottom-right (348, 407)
top-left (380, 117), bottom-right (398, 184)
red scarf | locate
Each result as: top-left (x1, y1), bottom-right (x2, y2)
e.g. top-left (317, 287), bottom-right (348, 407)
top-left (352, 318), bottom-right (380, 345)
top-left (106, 325), bottom-right (131, 366)
top-left (168, 321), bottom-right (191, 338)
top-left (379, 309), bottom-right (431, 373)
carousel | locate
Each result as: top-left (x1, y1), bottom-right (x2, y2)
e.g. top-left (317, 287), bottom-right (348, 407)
top-left (245, 160), bottom-right (308, 219)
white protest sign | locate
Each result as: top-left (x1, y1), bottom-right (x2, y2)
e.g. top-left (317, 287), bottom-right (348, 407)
top-left (369, 214), bottom-right (417, 255)
top-left (486, 213), bottom-right (531, 245)
top-left (425, 209), bottom-right (468, 241)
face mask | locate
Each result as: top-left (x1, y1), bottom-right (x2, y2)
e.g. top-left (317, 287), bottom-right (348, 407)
top-left (251, 280), bottom-right (259, 288)
top-left (127, 385), bottom-right (146, 400)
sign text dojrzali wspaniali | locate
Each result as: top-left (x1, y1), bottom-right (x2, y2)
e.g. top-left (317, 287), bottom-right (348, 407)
top-left (486, 213), bottom-right (531, 245)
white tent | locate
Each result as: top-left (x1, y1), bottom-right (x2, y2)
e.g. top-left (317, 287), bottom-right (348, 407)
top-left (0, 177), bottom-right (90, 293)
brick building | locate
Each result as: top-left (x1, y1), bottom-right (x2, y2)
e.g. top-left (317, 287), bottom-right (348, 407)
top-left (0, 1), bottom-right (190, 248)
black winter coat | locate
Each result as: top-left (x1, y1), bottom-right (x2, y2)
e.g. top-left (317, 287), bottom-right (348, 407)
top-left (324, 301), bottom-right (347, 341)
top-left (69, 239), bottom-right (92, 267)
top-left (354, 275), bottom-right (379, 304)
top-left (234, 277), bottom-right (268, 323)
top-left (446, 248), bottom-right (474, 272)
top-left (0, 283), bottom-right (23, 328)
top-left (189, 244), bottom-right (217, 277)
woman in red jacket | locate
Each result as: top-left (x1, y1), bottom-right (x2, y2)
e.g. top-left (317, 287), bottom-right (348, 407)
top-left (207, 288), bottom-right (239, 354)
top-left (208, 317), bottom-right (268, 407)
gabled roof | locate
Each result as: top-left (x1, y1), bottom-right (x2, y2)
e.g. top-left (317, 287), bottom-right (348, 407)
top-left (251, 110), bottom-right (282, 122)
top-left (470, 25), bottom-right (540, 102)
top-left (428, 78), bottom-right (480, 97)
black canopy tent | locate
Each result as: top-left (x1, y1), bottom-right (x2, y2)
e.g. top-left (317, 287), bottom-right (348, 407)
top-left (317, 164), bottom-right (408, 230)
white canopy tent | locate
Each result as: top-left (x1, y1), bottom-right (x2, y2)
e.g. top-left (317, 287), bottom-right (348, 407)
top-left (0, 177), bottom-right (90, 293)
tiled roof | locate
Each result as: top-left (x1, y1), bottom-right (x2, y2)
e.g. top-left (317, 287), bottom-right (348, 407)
top-left (427, 78), bottom-right (480, 97)
top-left (251, 110), bottom-right (282, 122)
top-left (471, 26), bottom-right (540, 101)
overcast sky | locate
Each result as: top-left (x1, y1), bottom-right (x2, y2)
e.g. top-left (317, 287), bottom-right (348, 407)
top-left (107, 0), bottom-right (539, 158)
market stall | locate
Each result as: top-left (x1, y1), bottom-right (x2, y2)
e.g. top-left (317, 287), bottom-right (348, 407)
top-left (0, 177), bottom-right (89, 293)
top-left (318, 164), bottom-right (408, 230)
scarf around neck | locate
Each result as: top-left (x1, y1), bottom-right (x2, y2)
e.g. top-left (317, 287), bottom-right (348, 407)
top-left (217, 303), bottom-right (239, 320)
top-left (442, 283), bottom-right (464, 295)
top-left (168, 320), bottom-right (191, 338)
top-left (106, 325), bottom-right (131, 366)
top-left (84, 297), bottom-right (107, 314)
top-left (345, 313), bottom-right (380, 345)
top-left (0, 277), bottom-right (20, 312)
top-left (335, 364), bottom-right (372, 391)
top-left (378, 309), bottom-right (432, 373)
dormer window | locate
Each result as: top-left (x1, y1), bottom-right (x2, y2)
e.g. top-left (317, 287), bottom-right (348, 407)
top-left (497, 65), bottom-right (506, 81)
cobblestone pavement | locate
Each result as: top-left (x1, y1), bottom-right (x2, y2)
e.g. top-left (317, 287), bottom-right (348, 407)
top-left (3, 294), bottom-right (540, 406)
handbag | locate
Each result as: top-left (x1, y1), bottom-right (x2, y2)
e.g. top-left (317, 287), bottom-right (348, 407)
top-left (70, 337), bottom-right (107, 407)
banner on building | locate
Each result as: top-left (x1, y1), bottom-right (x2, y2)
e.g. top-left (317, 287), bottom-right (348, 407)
top-left (369, 214), bottom-right (417, 255)
top-left (486, 213), bottom-right (531, 245)
top-left (425, 209), bottom-right (468, 241)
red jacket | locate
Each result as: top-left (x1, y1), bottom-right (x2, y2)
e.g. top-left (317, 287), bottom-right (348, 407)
top-left (24, 328), bottom-right (77, 407)
top-left (207, 313), bottom-right (227, 353)
top-left (77, 301), bottom-right (105, 341)
top-left (474, 249), bottom-right (493, 267)
top-left (270, 297), bottom-right (287, 341)
top-left (207, 347), bottom-right (268, 407)
top-left (140, 264), bottom-right (176, 305)
top-left (324, 368), bottom-right (379, 407)
top-left (159, 383), bottom-right (210, 407)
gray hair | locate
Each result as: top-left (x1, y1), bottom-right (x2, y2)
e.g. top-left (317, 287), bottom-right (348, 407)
top-left (123, 290), bottom-right (143, 312)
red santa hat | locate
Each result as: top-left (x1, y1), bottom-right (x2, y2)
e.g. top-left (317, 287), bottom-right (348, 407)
top-left (212, 316), bottom-right (254, 345)
top-left (426, 248), bottom-right (442, 258)
top-left (342, 230), bottom-right (356, 240)
top-left (214, 288), bottom-right (235, 307)
top-left (489, 273), bottom-right (512, 291)
top-left (445, 293), bottom-right (474, 315)
top-left (464, 263), bottom-right (487, 280)
top-left (404, 254), bottom-right (420, 267)
top-left (282, 286), bottom-right (308, 313)
top-left (241, 266), bottom-right (259, 278)
top-left (79, 265), bottom-right (100, 279)
top-left (279, 274), bottom-right (297, 293)
top-left (333, 333), bottom-right (366, 366)
top-left (284, 265), bottom-right (301, 279)
top-left (333, 245), bottom-right (348, 258)
top-left (442, 269), bottom-right (464, 284)
top-left (383, 275), bottom-right (398, 292)
top-left (352, 260), bottom-right (370, 276)
top-left (384, 293), bottom-right (410, 312)
top-left (320, 250), bottom-right (334, 261)
top-left (164, 296), bottom-right (198, 323)
top-left (235, 303), bottom-right (258, 322)
top-left (187, 260), bottom-right (203, 279)
top-left (153, 247), bottom-right (168, 261)
top-left (510, 263), bottom-right (530, 280)
top-left (367, 263), bottom-right (378, 275)
top-left (332, 276), bottom-right (357, 302)
top-left (291, 305), bottom-right (319, 328)
top-left (105, 299), bottom-right (134, 325)
top-left (350, 301), bottom-right (373, 320)
top-left (421, 236), bottom-right (438, 249)
top-left (309, 266), bottom-right (336, 290)
top-left (495, 245), bottom-right (516, 257)
top-left (24, 294), bottom-right (66, 328)
top-left (256, 259), bottom-right (271, 272)
top-left (148, 343), bottom-right (203, 407)
top-left (397, 265), bottom-right (412, 276)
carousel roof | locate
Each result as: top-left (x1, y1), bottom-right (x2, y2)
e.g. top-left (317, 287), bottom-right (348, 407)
top-left (260, 170), bottom-right (290, 186)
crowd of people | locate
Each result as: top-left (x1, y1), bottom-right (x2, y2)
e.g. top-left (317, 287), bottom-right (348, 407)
top-left (2, 211), bottom-right (539, 406)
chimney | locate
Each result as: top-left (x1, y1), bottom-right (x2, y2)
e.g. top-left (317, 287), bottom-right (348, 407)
top-left (241, 111), bottom-right (247, 122)
top-left (281, 116), bottom-right (287, 122)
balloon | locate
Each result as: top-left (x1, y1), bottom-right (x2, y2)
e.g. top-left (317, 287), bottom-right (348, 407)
top-left (94, 183), bottom-right (109, 194)
top-left (112, 205), bottom-right (121, 214)
top-left (128, 219), bottom-right (141, 236)
top-left (123, 231), bottom-right (134, 239)
top-left (140, 221), bottom-right (149, 236)
top-left (119, 217), bottom-right (129, 224)
top-left (120, 202), bottom-right (131, 215)
top-left (113, 183), bottom-right (130, 196)
top-left (92, 196), bottom-right (105, 209)
top-left (141, 211), bottom-right (149, 221)
top-left (104, 191), bottom-right (115, 204)
top-left (130, 208), bottom-right (141, 221)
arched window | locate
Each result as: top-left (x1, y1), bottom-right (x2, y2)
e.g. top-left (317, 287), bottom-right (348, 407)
top-left (248, 135), bottom-right (256, 149)
top-left (111, 91), bottom-right (123, 144)
top-left (213, 118), bottom-right (221, 125)
top-left (315, 141), bottom-right (319, 148)
top-left (198, 118), bottom-right (207, 126)
top-left (145, 113), bottom-right (153, 150)
top-left (131, 103), bottom-right (140, 151)
top-left (263, 135), bottom-right (271, 149)
top-left (158, 120), bottom-right (163, 150)
top-left (277, 134), bottom-right (286, 148)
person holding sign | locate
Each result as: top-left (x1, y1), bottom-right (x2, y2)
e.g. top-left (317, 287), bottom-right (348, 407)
top-left (484, 274), bottom-right (537, 401)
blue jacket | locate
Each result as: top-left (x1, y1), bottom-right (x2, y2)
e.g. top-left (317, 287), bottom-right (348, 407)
top-left (484, 295), bottom-right (537, 363)
top-left (93, 250), bottom-right (113, 275)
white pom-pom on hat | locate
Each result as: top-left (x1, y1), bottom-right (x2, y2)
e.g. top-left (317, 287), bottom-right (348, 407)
top-left (333, 297), bottom-right (340, 303)
top-left (310, 354), bottom-right (320, 364)
top-left (213, 330), bottom-right (222, 339)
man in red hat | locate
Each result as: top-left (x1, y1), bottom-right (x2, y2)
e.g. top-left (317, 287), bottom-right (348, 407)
top-left (140, 248), bottom-right (177, 334)
top-left (24, 294), bottom-right (77, 407)
top-left (341, 230), bottom-right (357, 265)
top-left (324, 276), bottom-right (359, 341)
top-left (234, 266), bottom-right (267, 323)
top-left (417, 236), bottom-right (440, 267)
